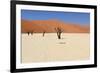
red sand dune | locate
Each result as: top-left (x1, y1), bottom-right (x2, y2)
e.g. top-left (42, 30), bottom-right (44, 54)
top-left (21, 19), bottom-right (90, 33)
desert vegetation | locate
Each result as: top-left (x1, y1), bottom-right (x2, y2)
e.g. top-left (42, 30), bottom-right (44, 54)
top-left (55, 27), bottom-right (63, 39)
top-left (25, 26), bottom-right (63, 39)
top-left (27, 31), bottom-right (33, 35)
top-left (43, 31), bottom-right (46, 37)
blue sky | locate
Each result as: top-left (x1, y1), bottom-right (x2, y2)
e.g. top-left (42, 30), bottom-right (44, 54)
top-left (21, 10), bottom-right (90, 25)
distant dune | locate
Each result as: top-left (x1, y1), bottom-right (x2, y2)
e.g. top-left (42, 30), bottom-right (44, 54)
top-left (21, 19), bottom-right (90, 33)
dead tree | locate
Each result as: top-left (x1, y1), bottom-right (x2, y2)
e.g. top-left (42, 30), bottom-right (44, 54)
top-left (27, 30), bottom-right (33, 36)
top-left (27, 32), bottom-right (30, 36)
top-left (55, 27), bottom-right (63, 39)
top-left (43, 31), bottom-right (45, 37)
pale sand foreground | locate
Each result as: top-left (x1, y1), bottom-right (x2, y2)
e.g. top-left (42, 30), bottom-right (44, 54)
top-left (22, 33), bottom-right (90, 63)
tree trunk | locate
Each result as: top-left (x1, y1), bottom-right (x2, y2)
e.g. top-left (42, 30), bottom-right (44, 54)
top-left (43, 32), bottom-right (45, 37)
top-left (55, 27), bottom-right (62, 39)
top-left (57, 32), bottom-right (61, 39)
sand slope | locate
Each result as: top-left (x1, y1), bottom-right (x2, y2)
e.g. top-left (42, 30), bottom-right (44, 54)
top-left (21, 19), bottom-right (90, 33)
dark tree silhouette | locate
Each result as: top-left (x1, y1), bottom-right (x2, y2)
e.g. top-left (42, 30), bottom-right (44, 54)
top-left (27, 30), bottom-right (34, 36)
top-left (55, 27), bottom-right (63, 39)
top-left (43, 31), bottom-right (45, 37)
top-left (27, 32), bottom-right (30, 36)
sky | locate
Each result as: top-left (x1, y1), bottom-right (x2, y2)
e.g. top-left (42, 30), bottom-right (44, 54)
top-left (21, 10), bottom-right (90, 25)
